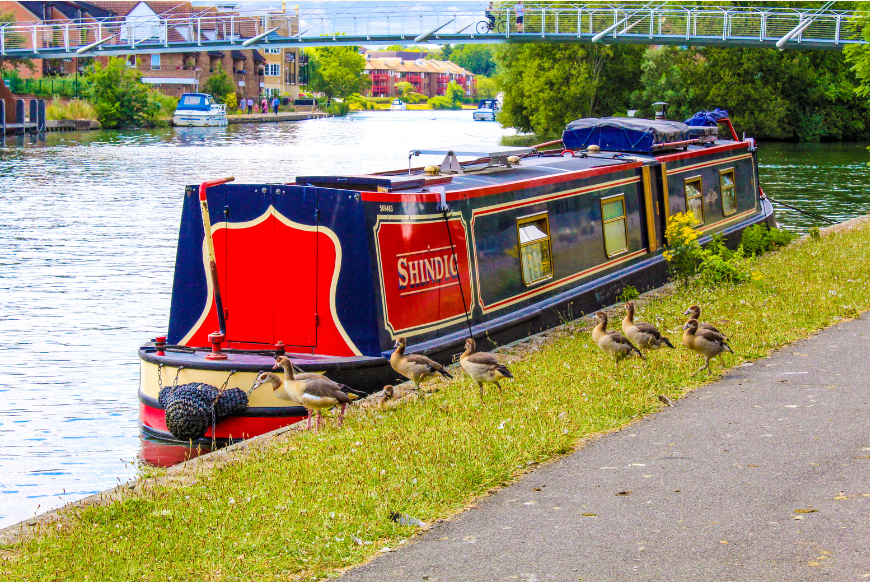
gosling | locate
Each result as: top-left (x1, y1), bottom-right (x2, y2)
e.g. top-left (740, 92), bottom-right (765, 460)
top-left (390, 336), bottom-right (453, 390)
top-left (273, 356), bottom-right (355, 431)
top-left (622, 301), bottom-right (674, 350)
top-left (682, 319), bottom-right (733, 376)
top-left (683, 305), bottom-right (727, 339)
top-left (459, 338), bottom-right (514, 400)
top-left (592, 311), bottom-right (644, 364)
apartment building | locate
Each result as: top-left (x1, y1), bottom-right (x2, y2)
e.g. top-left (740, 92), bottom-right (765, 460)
top-left (363, 51), bottom-right (475, 99)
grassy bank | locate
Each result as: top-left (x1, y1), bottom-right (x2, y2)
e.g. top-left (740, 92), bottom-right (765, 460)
top-left (3, 219), bottom-right (870, 581)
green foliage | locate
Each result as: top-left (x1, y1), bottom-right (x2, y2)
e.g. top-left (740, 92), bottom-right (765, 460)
top-left (326, 101), bottom-right (351, 116)
top-left (84, 57), bottom-right (157, 128)
top-left (740, 224), bottom-right (796, 257)
top-left (445, 81), bottom-right (465, 107)
top-left (202, 64), bottom-right (234, 103)
top-left (384, 44), bottom-right (426, 52)
top-left (395, 81), bottom-right (413, 99)
top-left (447, 44), bottom-right (496, 76)
top-left (476, 76), bottom-right (498, 99)
top-left (346, 93), bottom-right (376, 110)
top-left (0, 11), bottom-right (35, 74)
top-left (427, 95), bottom-right (459, 110)
top-left (45, 98), bottom-right (96, 121)
top-left (617, 284), bottom-right (640, 303)
top-left (664, 212), bottom-right (755, 287)
top-left (307, 46), bottom-right (370, 100)
top-left (224, 92), bottom-right (238, 111)
top-left (809, 226), bottom-right (821, 241)
top-left (403, 92), bottom-right (428, 105)
top-left (494, 43), bottom-right (644, 136)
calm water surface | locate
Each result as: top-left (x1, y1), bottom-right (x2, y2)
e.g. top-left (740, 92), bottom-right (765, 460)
top-left (0, 113), bottom-right (868, 528)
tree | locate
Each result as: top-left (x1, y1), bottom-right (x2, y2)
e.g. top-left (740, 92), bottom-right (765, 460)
top-left (307, 46), bottom-right (370, 100)
top-left (203, 63), bottom-right (234, 103)
top-left (385, 44), bottom-right (426, 52)
top-left (84, 57), bottom-right (155, 128)
top-left (476, 76), bottom-right (498, 99)
top-left (0, 11), bottom-right (35, 75)
top-left (445, 81), bottom-right (465, 107)
top-left (494, 43), bottom-right (644, 136)
top-left (395, 81), bottom-right (413, 99)
top-left (448, 44), bottom-right (496, 76)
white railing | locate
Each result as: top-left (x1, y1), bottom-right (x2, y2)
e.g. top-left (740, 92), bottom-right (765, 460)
top-left (0, 4), bottom-right (862, 59)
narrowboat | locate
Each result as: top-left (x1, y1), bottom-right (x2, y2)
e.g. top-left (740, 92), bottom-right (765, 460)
top-left (473, 98), bottom-right (501, 121)
top-left (172, 93), bottom-right (228, 127)
top-left (139, 111), bottom-right (775, 443)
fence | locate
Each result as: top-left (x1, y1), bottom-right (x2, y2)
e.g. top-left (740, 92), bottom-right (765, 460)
top-left (3, 77), bottom-right (84, 98)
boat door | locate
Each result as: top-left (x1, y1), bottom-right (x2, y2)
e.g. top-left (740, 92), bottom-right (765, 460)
top-left (221, 185), bottom-right (318, 348)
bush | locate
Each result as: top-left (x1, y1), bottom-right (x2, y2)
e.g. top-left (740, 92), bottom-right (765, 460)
top-left (664, 212), bottom-right (755, 287)
top-left (428, 96), bottom-right (460, 110)
top-left (202, 64), bottom-right (234, 103)
top-left (45, 97), bottom-right (96, 121)
top-left (326, 101), bottom-right (350, 116)
top-left (406, 92), bottom-right (428, 104)
top-left (740, 224), bottom-right (797, 256)
top-left (84, 57), bottom-right (153, 128)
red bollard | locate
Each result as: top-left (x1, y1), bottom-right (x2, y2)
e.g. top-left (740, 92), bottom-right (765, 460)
top-left (155, 336), bottom-right (167, 357)
top-left (206, 332), bottom-right (228, 360)
top-left (274, 341), bottom-right (286, 356)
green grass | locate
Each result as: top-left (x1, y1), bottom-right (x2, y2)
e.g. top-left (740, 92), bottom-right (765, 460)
top-left (45, 98), bottom-right (97, 121)
top-left (3, 219), bottom-right (870, 581)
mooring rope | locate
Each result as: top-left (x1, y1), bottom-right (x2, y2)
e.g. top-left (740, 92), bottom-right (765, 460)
top-left (766, 196), bottom-right (835, 224)
top-left (442, 206), bottom-right (474, 340)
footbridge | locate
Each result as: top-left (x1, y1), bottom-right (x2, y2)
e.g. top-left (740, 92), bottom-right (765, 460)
top-left (0, 2), bottom-right (863, 60)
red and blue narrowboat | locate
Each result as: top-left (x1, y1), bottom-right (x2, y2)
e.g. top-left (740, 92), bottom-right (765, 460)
top-left (139, 111), bottom-right (775, 442)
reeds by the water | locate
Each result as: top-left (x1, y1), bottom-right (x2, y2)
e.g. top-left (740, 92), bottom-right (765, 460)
top-left (45, 98), bottom-right (97, 122)
top-left (3, 219), bottom-right (869, 581)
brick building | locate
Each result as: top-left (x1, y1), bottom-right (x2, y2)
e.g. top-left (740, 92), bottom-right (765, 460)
top-left (0, 1), bottom-right (302, 100)
top-left (363, 51), bottom-right (475, 99)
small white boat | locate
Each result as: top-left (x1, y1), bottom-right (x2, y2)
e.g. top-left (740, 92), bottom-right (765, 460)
top-left (173, 93), bottom-right (228, 127)
top-left (473, 99), bottom-right (500, 121)
top-left (390, 99), bottom-right (408, 111)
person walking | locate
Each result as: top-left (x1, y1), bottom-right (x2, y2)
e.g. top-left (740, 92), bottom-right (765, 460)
top-left (515, 1), bottom-right (524, 33)
top-left (272, 96), bottom-right (280, 115)
top-left (246, 97), bottom-right (253, 114)
top-left (261, 97), bottom-right (268, 114)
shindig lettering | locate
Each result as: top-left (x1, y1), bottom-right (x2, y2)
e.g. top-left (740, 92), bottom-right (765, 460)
top-left (397, 249), bottom-right (459, 293)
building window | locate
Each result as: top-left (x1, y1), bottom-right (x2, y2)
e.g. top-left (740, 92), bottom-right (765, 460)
top-left (388, 70), bottom-right (394, 76)
top-left (684, 176), bottom-right (704, 226)
top-left (150, 53), bottom-right (160, 70)
top-left (719, 168), bottom-right (736, 216)
top-left (265, 63), bottom-right (280, 76)
top-left (517, 213), bottom-right (553, 286)
top-left (264, 48), bottom-right (281, 54)
top-left (601, 194), bottom-right (628, 257)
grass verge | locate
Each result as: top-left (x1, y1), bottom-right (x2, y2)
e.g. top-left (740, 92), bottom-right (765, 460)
top-left (3, 219), bottom-right (870, 581)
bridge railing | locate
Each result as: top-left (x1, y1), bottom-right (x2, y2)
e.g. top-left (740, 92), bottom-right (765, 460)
top-left (0, 5), bottom-right (863, 58)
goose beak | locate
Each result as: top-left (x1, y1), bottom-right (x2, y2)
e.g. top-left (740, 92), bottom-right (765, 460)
top-left (682, 309), bottom-right (692, 316)
top-left (251, 380), bottom-right (262, 392)
top-left (394, 340), bottom-right (399, 348)
top-left (682, 322), bottom-right (690, 329)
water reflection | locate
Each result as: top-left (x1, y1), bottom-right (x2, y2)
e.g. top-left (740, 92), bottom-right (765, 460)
top-left (138, 436), bottom-right (212, 468)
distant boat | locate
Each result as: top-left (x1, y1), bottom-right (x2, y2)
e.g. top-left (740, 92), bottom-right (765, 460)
top-left (472, 98), bottom-right (500, 121)
top-left (390, 99), bottom-right (408, 111)
top-left (173, 93), bottom-right (228, 127)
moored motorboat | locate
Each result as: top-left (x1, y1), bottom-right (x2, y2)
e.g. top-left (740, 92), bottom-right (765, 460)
top-left (390, 99), bottom-right (408, 110)
top-left (472, 98), bottom-right (500, 121)
top-left (140, 108), bottom-right (775, 443)
top-left (172, 93), bottom-right (228, 127)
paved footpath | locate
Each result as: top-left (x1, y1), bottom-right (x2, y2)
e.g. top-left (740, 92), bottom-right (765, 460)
top-left (342, 313), bottom-right (870, 582)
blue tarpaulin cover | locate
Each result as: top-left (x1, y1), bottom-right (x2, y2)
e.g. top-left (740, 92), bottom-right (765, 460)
top-left (562, 117), bottom-right (690, 154)
top-left (684, 108), bottom-right (729, 126)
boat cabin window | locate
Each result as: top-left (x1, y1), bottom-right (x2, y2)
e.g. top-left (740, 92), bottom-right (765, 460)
top-left (517, 213), bottom-right (553, 286)
top-left (180, 94), bottom-right (206, 107)
top-left (601, 195), bottom-right (628, 257)
top-left (720, 168), bottom-right (736, 216)
top-left (684, 177), bottom-right (705, 226)
top-left (207, 95), bottom-right (216, 106)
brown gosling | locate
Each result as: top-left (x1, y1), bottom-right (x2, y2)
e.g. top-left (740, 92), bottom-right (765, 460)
top-left (273, 356), bottom-right (355, 431)
top-left (592, 311), bottom-right (644, 365)
top-left (459, 338), bottom-right (514, 400)
top-left (390, 336), bottom-right (453, 391)
top-left (622, 301), bottom-right (674, 350)
top-left (682, 319), bottom-right (733, 377)
top-left (683, 305), bottom-right (727, 339)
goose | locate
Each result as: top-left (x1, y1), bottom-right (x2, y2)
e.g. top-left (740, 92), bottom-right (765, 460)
top-left (270, 356), bottom-right (356, 431)
top-left (390, 336), bottom-right (453, 390)
top-left (270, 359), bottom-right (367, 399)
top-left (682, 319), bottom-right (733, 376)
top-left (592, 311), bottom-right (644, 364)
top-left (459, 338), bottom-right (514, 400)
top-left (622, 301), bottom-right (674, 350)
top-left (682, 305), bottom-right (727, 338)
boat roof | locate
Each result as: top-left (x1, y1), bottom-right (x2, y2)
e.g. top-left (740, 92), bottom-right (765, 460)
top-left (295, 139), bottom-right (747, 194)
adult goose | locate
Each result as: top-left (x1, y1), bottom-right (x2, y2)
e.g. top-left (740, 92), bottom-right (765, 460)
top-left (270, 356), bottom-right (356, 431)
top-left (622, 301), bottom-right (674, 350)
top-left (683, 305), bottom-right (727, 339)
top-left (390, 336), bottom-right (453, 390)
top-left (682, 319), bottom-right (733, 376)
top-left (592, 311), bottom-right (644, 365)
top-left (459, 338), bottom-right (513, 400)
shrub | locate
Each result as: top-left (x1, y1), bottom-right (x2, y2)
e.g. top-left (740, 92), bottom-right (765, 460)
top-left (224, 92), bottom-right (238, 111)
top-left (202, 64), bottom-right (234, 103)
top-left (428, 96), bottom-right (460, 110)
top-left (406, 92), bottom-right (428, 104)
top-left (326, 101), bottom-right (350, 116)
top-left (664, 212), bottom-right (755, 287)
top-left (617, 284), bottom-right (639, 302)
top-left (809, 226), bottom-right (821, 240)
top-left (740, 224), bottom-right (797, 256)
top-left (84, 57), bottom-right (152, 128)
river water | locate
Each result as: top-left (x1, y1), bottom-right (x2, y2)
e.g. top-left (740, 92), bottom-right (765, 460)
top-left (0, 111), bottom-right (868, 528)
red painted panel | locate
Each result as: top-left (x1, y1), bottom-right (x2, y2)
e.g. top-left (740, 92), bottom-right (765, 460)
top-left (376, 218), bottom-right (472, 335)
top-left (274, 215), bottom-right (317, 347)
top-left (223, 218), bottom-right (275, 344)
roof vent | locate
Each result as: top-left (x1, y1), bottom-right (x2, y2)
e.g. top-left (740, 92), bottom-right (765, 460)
top-left (415, 58), bottom-right (424, 66)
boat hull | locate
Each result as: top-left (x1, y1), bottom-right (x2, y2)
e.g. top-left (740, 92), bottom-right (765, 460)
top-left (472, 111), bottom-right (497, 121)
top-left (172, 113), bottom-right (228, 127)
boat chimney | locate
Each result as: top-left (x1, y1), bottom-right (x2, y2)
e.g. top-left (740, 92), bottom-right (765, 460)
top-left (652, 102), bottom-right (669, 120)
